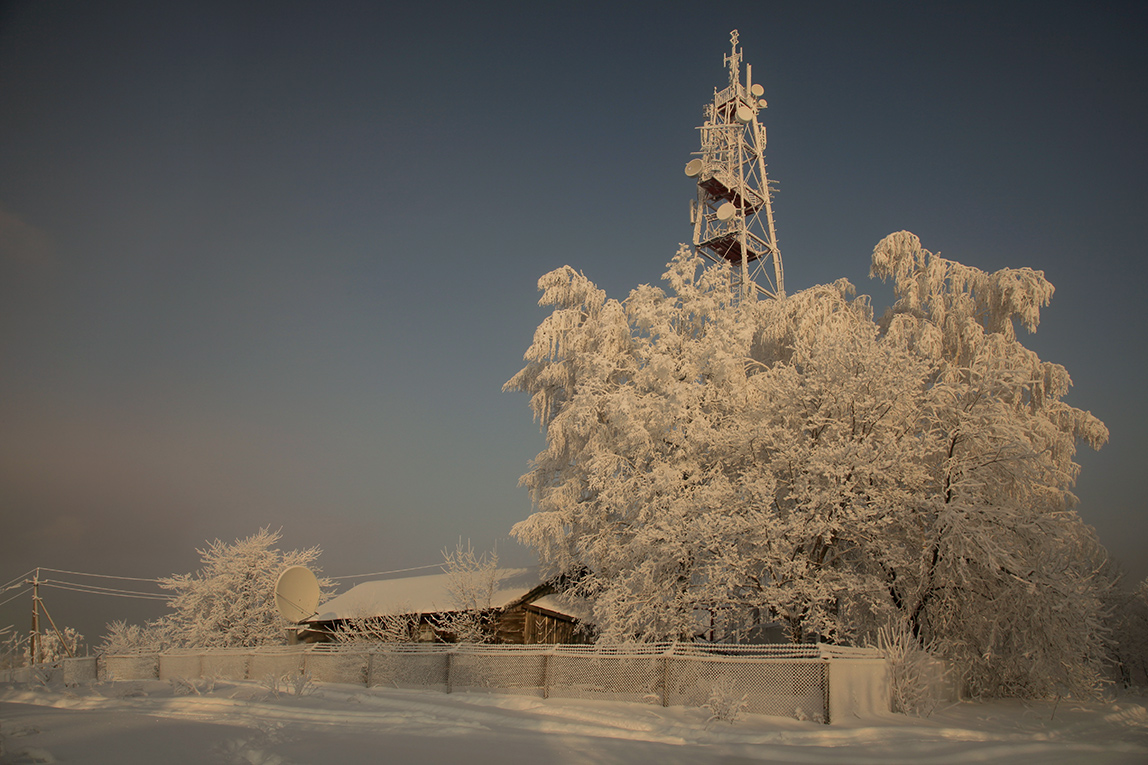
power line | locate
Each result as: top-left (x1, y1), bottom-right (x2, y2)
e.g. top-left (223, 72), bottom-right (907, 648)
top-left (40, 578), bottom-right (167, 599)
top-left (0, 583), bottom-right (31, 606)
top-left (0, 579), bottom-right (32, 596)
top-left (38, 581), bottom-right (168, 601)
top-left (38, 567), bottom-right (161, 583)
top-left (330, 560), bottom-right (445, 578)
top-left (0, 570), bottom-right (36, 592)
top-left (3, 560), bottom-right (446, 596)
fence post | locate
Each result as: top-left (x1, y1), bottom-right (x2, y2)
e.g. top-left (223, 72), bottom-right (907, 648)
top-left (661, 644), bottom-right (673, 708)
top-left (822, 659), bottom-right (831, 725)
top-left (541, 650), bottom-right (551, 699)
top-left (445, 649), bottom-right (453, 694)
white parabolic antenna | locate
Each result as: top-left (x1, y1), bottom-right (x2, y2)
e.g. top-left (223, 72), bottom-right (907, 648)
top-left (275, 565), bottom-right (320, 623)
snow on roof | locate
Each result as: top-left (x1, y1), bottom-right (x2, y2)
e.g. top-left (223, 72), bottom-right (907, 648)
top-left (529, 594), bottom-right (595, 624)
top-left (307, 567), bottom-right (558, 622)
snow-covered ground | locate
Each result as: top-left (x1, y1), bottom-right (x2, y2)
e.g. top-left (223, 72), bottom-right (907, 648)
top-left (1, 678), bottom-right (1146, 764)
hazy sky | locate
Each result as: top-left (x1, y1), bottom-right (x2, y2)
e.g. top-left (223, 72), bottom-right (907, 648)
top-left (2, 1), bottom-right (1145, 642)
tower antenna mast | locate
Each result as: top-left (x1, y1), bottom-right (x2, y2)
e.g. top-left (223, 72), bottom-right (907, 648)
top-left (685, 30), bottom-right (784, 299)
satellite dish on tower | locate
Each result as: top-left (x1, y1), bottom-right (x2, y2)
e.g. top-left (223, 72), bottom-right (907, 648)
top-left (716, 202), bottom-right (737, 221)
top-left (684, 158), bottom-right (704, 177)
top-left (275, 566), bottom-right (320, 623)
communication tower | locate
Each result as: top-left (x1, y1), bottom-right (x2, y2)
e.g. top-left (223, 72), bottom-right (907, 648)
top-left (686, 30), bottom-right (784, 299)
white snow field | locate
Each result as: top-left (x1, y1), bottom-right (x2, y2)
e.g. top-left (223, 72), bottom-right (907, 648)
top-left (1, 679), bottom-right (1146, 764)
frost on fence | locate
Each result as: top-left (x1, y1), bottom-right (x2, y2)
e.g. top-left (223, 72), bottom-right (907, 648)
top-left (450, 651), bottom-right (546, 694)
top-left (201, 650), bottom-right (251, 681)
top-left (305, 649), bottom-right (369, 685)
top-left (547, 653), bottom-right (664, 704)
top-left (360, 642), bottom-right (831, 719)
top-left (103, 653), bottom-right (159, 681)
top-left (159, 652), bottom-right (202, 681)
top-left (668, 656), bottom-right (825, 720)
top-left (247, 647), bottom-right (304, 680)
top-left (92, 643), bottom-right (876, 723)
top-left (368, 647), bottom-right (449, 691)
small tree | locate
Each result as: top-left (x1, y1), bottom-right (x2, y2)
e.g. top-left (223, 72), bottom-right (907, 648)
top-left (432, 541), bottom-right (499, 643)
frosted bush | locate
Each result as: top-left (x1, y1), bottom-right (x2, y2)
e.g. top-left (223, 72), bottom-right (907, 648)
top-left (24, 627), bottom-right (84, 665)
top-left (288, 670), bottom-right (314, 697)
top-left (260, 671), bottom-right (314, 698)
top-left (878, 622), bottom-right (941, 716)
top-left (704, 677), bottom-right (748, 726)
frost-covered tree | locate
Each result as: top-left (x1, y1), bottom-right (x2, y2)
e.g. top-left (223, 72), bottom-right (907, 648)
top-left (431, 541), bottom-right (499, 643)
top-left (506, 232), bottom-right (1110, 696)
top-left (101, 619), bottom-right (158, 655)
top-left (868, 232), bottom-right (1110, 697)
top-left (102, 528), bottom-right (331, 651)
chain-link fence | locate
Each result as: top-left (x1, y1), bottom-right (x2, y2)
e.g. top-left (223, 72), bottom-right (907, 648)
top-left (66, 642), bottom-right (887, 723)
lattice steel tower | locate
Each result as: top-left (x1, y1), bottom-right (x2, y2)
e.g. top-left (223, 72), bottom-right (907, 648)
top-left (686, 30), bottom-right (784, 299)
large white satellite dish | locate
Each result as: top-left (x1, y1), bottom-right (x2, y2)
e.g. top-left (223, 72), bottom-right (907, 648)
top-left (716, 202), bottom-right (737, 221)
top-left (275, 566), bottom-right (320, 623)
top-left (684, 158), bottom-right (704, 177)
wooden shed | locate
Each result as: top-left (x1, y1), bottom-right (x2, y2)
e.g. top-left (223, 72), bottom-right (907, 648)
top-left (297, 567), bottom-right (592, 645)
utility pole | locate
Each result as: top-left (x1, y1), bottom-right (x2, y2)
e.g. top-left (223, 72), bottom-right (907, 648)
top-left (26, 568), bottom-right (75, 663)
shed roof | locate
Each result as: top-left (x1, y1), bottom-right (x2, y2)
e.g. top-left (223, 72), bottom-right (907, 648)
top-left (306, 567), bottom-right (579, 623)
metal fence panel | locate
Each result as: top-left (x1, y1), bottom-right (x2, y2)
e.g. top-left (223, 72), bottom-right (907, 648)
top-left (667, 656), bottom-right (826, 720)
top-left (449, 651), bottom-right (546, 696)
top-left (159, 653), bottom-right (202, 680)
top-left (103, 654), bottom-right (159, 680)
top-left (61, 657), bottom-right (98, 684)
top-left (546, 653), bottom-right (665, 704)
top-left (247, 648), bottom-right (304, 680)
top-left (201, 651), bottom-right (250, 681)
top-left (305, 651), bottom-right (369, 685)
top-left (368, 649), bottom-right (449, 691)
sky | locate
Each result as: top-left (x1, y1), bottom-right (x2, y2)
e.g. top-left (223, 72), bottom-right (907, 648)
top-left (1, 1), bottom-right (1145, 643)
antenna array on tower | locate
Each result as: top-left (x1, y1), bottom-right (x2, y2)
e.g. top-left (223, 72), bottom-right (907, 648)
top-left (686, 30), bottom-right (784, 299)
